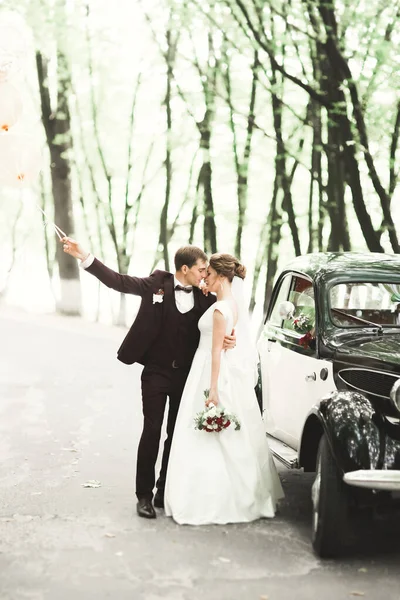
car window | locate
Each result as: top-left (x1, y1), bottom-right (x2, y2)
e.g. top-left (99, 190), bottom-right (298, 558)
top-left (330, 282), bottom-right (400, 327)
top-left (267, 273), bottom-right (316, 352)
top-left (269, 275), bottom-right (292, 326)
top-left (283, 276), bottom-right (315, 333)
top-left (269, 274), bottom-right (315, 330)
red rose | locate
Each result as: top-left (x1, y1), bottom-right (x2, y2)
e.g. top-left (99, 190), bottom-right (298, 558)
top-left (207, 417), bottom-right (213, 424)
top-left (223, 420), bottom-right (230, 428)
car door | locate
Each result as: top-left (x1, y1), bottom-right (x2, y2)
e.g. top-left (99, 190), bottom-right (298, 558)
top-left (258, 272), bottom-right (335, 450)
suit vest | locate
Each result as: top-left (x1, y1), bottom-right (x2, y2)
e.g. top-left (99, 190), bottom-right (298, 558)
top-left (143, 291), bottom-right (203, 369)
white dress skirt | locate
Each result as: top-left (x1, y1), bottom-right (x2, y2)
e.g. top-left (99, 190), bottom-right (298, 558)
top-left (164, 300), bottom-right (284, 525)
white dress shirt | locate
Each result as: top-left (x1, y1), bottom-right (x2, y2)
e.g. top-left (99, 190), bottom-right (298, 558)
top-left (173, 276), bottom-right (194, 314)
top-left (80, 253), bottom-right (95, 269)
top-left (80, 254), bottom-right (194, 314)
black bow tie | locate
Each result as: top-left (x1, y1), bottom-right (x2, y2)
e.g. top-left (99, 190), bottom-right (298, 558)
top-left (175, 284), bottom-right (193, 293)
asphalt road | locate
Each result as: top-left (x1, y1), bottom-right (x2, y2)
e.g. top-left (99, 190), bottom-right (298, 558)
top-left (1, 306), bottom-right (400, 600)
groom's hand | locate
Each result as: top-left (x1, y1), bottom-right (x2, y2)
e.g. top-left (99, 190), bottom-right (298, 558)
top-left (223, 329), bottom-right (236, 351)
top-left (61, 237), bottom-right (90, 262)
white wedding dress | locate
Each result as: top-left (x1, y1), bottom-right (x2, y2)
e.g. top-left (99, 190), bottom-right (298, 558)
top-left (165, 295), bottom-right (284, 525)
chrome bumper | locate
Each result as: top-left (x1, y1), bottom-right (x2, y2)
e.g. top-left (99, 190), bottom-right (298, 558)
top-left (344, 469), bottom-right (400, 491)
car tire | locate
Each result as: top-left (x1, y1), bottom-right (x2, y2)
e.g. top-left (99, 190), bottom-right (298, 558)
top-left (311, 434), bottom-right (349, 558)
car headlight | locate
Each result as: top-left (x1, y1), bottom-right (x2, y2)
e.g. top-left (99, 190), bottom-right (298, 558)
top-left (389, 379), bottom-right (400, 415)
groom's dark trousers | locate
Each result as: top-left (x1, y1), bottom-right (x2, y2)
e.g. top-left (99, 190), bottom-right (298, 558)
top-left (137, 364), bottom-right (189, 499)
top-left (84, 258), bottom-right (215, 501)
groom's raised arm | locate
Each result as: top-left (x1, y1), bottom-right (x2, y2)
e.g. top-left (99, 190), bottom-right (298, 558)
top-left (61, 237), bottom-right (154, 296)
top-left (85, 257), bottom-right (155, 296)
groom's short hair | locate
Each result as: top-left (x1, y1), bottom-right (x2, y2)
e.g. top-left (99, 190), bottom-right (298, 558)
top-left (174, 246), bottom-right (208, 271)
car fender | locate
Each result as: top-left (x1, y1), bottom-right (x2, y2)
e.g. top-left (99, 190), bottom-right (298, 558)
top-left (299, 391), bottom-right (383, 473)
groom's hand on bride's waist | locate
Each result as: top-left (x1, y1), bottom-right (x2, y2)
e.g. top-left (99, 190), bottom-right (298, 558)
top-left (223, 329), bottom-right (236, 351)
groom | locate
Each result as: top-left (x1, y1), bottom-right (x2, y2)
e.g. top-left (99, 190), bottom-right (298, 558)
top-left (61, 239), bottom-right (234, 518)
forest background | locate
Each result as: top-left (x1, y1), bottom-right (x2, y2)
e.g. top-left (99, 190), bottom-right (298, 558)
top-left (0, 0), bottom-right (399, 334)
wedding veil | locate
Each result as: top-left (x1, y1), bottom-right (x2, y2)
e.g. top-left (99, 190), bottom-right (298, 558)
top-left (229, 276), bottom-right (259, 385)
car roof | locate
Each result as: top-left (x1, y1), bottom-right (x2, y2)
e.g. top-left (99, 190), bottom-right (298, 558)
top-left (282, 252), bottom-right (400, 280)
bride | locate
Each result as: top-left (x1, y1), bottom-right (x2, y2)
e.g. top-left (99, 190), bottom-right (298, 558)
top-left (165, 253), bottom-right (284, 525)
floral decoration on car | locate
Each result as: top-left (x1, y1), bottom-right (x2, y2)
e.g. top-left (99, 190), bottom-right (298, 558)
top-left (292, 314), bottom-right (313, 334)
top-left (292, 313), bottom-right (316, 350)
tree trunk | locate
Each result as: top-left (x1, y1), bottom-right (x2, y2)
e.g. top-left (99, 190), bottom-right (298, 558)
top-left (317, 0), bottom-right (399, 252)
top-left (117, 292), bottom-right (127, 328)
top-left (263, 178), bottom-right (283, 316)
top-left (270, 74), bottom-right (301, 256)
top-left (36, 49), bottom-right (81, 315)
top-left (197, 119), bottom-right (217, 254)
top-left (159, 29), bottom-right (175, 271)
top-left (234, 0), bottom-right (385, 253)
top-left (229, 50), bottom-right (259, 258)
top-left (334, 107), bottom-right (383, 251)
top-left (308, 95), bottom-right (324, 252)
top-left (325, 117), bottom-right (349, 251)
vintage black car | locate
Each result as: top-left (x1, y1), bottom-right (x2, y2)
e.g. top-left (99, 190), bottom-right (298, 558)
top-left (258, 252), bottom-right (400, 557)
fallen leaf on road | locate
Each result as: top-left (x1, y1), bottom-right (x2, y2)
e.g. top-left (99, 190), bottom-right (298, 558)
top-left (62, 447), bottom-right (78, 452)
top-left (82, 480), bottom-right (101, 488)
top-left (104, 533), bottom-right (116, 538)
top-left (218, 557), bottom-right (231, 563)
top-left (358, 568), bottom-right (368, 573)
top-left (350, 592), bottom-right (365, 597)
top-left (260, 596), bottom-right (269, 600)
top-left (115, 551), bottom-right (124, 557)
top-left (13, 514), bottom-right (35, 522)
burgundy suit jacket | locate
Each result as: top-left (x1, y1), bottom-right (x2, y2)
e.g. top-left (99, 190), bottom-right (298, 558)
top-left (86, 258), bottom-right (216, 365)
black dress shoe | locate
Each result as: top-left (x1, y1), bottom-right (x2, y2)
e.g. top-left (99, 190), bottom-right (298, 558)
top-left (136, 498), bottom-right (156, 519)
top-left (154, 489), bottom-right (164, 509)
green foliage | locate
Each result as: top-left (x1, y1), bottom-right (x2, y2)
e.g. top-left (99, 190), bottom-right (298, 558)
top-left (1, 0), bottom-right (400, 319)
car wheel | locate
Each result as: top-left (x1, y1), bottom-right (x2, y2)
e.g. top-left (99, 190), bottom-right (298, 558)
top-left (311, 434), bottom-right (349, 558)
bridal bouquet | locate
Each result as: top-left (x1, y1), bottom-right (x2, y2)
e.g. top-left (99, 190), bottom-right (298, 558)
top-left (194, 390), bottom-right (241, 433)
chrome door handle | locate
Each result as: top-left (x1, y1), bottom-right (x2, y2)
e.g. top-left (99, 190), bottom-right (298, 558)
top-left (305, 372), bottom-right (316, 382)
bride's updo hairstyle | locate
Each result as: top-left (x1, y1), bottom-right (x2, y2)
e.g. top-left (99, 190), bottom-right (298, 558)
top-left (209, 253), bottom-right (246, 281)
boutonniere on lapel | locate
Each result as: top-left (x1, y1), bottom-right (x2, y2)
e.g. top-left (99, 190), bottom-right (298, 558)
top-left (153, 288), bottom-right (164, 304)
